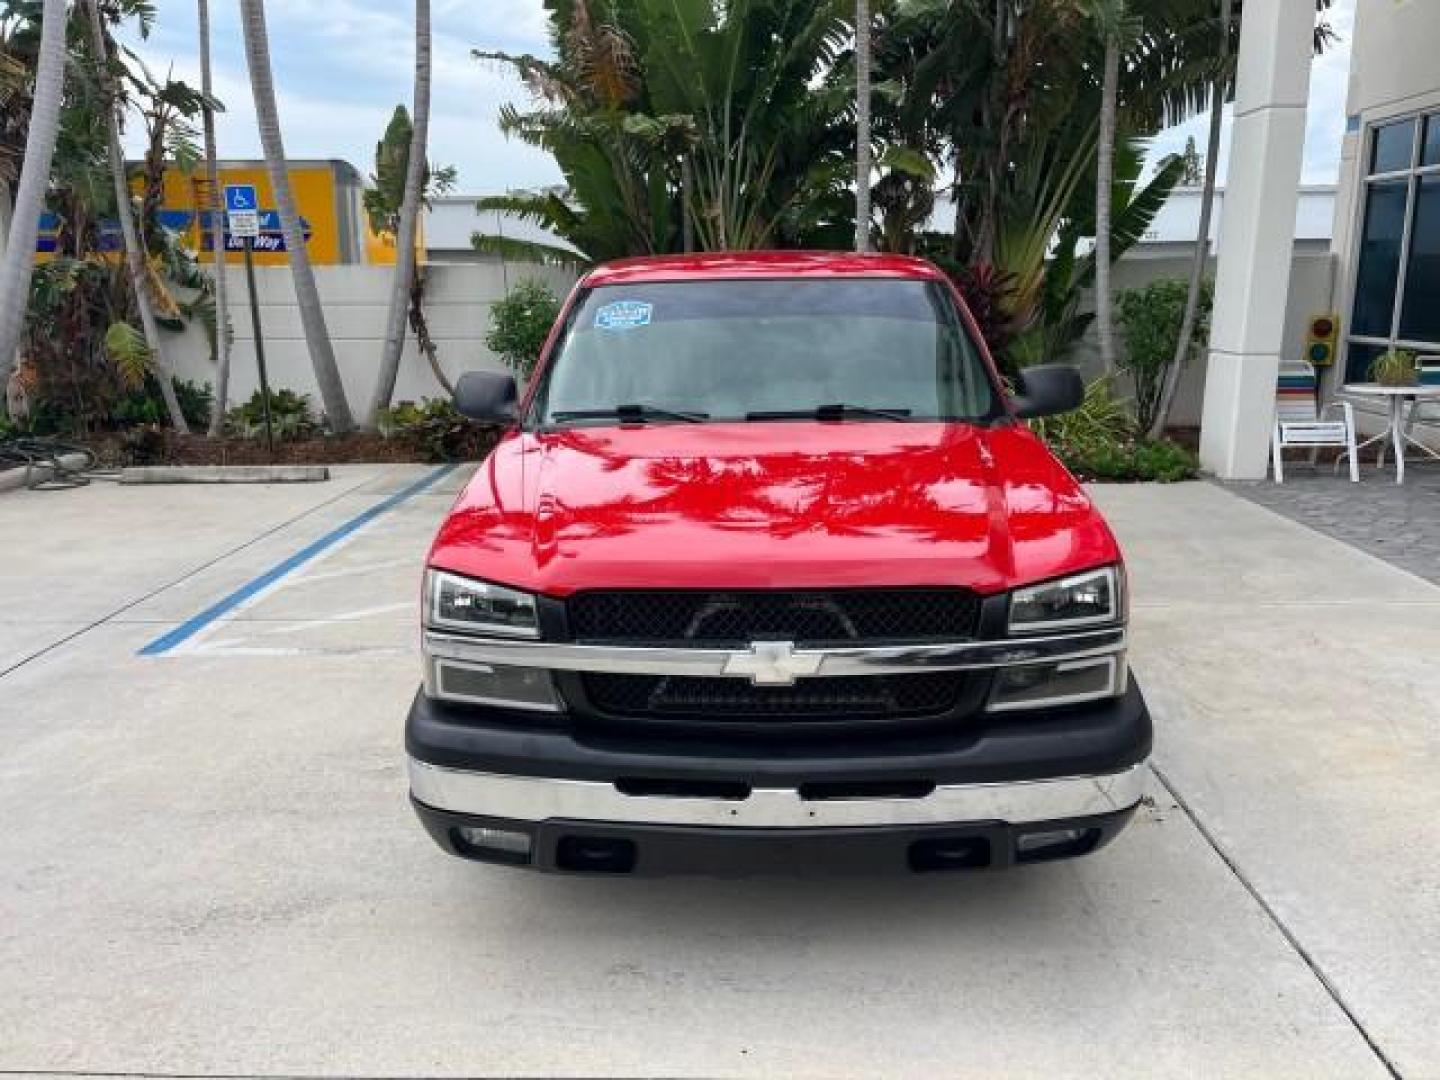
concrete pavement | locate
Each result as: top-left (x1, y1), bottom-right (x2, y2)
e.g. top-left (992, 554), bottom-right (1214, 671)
top-left (0, 467), bottom-right (1432, 1078)
top-left (1094, 481), bottom-right (1440, 1080)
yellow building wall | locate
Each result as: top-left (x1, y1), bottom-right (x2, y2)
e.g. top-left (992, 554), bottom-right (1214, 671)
top-left (126, 163), bottom-right (397, 267)
top-left (364, 216), bottom-right (425, 267)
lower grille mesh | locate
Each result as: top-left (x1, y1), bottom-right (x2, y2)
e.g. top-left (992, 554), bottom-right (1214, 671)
top-left (582, 672), bottom-right (968, 720)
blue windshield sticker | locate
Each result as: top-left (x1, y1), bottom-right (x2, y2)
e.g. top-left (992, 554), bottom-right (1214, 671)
top-left (595, 300), bottom-right (653, 330)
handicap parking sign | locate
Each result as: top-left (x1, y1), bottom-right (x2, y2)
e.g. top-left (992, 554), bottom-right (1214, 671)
top-left (224, 185), bottom-right (258, 213)
top-left (224, 184), bottom-right (261, 239)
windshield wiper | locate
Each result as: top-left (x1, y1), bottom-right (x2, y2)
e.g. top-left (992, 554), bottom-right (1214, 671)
top-left (746, 404), bottom-right (913, 422)
top-left (550, 403), bottom-right (709, 425)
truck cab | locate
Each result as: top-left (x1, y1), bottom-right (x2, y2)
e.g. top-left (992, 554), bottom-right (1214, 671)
top-left (406, 252), bottom-right (1150, 874)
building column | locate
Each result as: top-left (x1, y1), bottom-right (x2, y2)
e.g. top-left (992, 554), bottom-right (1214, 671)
top-left (1199, 0), bottom-right (1316, 479)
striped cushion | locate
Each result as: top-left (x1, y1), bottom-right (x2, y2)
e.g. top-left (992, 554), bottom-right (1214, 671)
top-left (1276, 363), bottom-right (1319, 422)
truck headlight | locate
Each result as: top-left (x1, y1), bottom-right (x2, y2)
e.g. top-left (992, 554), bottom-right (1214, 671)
top-left (1008, 566), bottom-right (1121, 633)
top-left (422, 571), bottom-right (558, 710)
top-left (426, 570), bottom-right (539, 638)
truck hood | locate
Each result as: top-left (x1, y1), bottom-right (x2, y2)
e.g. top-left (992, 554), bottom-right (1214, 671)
top-left (429, 423), bottom-right (1119, 597)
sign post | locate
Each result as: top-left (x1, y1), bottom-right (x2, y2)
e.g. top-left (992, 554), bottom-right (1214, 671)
top-left (225, 185), bottom-right (274, 458)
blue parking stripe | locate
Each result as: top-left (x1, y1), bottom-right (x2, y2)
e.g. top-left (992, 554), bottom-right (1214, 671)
top-left (138, 464), bottom-right (458, 656)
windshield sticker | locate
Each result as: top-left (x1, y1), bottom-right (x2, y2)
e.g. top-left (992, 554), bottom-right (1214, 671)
top-left (595, 300), bottom-right (653, 331)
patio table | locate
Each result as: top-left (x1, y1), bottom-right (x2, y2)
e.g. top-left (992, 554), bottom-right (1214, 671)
top-left (1340, 383), bottom-right (1440, 484)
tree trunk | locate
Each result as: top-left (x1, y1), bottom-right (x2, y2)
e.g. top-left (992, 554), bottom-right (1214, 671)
top-left (365, 0), bottom-right (432, 427)
top-left (0, 0), bottom-right (67, 394)
top-left (1094, 32), bottom-right (1120, 379)
top-left (681, 156), bottom-right (694, 254)
top-left (408, 260), bottom-right (453, 397)
top-left (86, 0), bottom-right (189, 432)
top-left (239, 0), bottom-right (353, 432)
top-left (0, 181), bottom-right (12, 261)
top-left (1149, 0), bottom-right (1232, 440)
top-left (199, 0), bottom-right (233, 436)
top-left (854, 0), bottom-right (872, 253)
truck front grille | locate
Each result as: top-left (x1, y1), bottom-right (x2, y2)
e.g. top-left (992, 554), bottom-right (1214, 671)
top-left (581, 672), bottom-right (969, 721)
top-left (567, 588), bottom-right (980, 646)
top-left (567, 589), bottom-right (983, 726)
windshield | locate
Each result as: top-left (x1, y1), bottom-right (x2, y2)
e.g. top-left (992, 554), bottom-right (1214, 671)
top-left (528, 278), bottom-right (999, 427)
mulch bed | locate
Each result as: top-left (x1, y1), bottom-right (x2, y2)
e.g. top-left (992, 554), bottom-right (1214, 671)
top-left (85, 428), bottom-right (504, 469)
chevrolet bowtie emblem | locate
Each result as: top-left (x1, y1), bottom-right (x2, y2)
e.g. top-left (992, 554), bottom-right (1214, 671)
top-left (722, 641), bottom-right (823, 686)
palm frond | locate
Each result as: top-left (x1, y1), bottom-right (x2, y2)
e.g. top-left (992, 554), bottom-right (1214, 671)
top-left (104, 321), bottom-right (153, 388)
top-left (470, 233), bottom-right (588, 267)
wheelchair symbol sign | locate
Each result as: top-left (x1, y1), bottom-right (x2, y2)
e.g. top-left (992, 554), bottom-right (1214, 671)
top-left (224, 185), bottom-right (258, 213)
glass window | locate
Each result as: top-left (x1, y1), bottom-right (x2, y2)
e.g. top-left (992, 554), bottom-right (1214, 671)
top-left (1351, 180), bottom-right (1409, 337)
top-left (1423, 115), bottom-right (1440, 168)
top-left (1370, 119), bottom-right (1417, 174)
top-left (1345, 342), bottom-right (1385, 385)
top-left (1399, 177), bottom-right (1440, 342)
top-left (531, 279), bottom-right (998, 426)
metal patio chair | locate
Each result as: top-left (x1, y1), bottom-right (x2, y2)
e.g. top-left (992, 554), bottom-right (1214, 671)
top-left (1272, 360), bottom-right (1359, 483)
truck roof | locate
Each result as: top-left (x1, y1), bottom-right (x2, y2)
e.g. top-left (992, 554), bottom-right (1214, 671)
top-left (583, 251), bottom-right (948, 287)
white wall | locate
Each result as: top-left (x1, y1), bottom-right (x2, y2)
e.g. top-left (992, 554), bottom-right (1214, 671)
top-left (426, 196), bottom-right (579, 264)
top-left (166, 263), bottom-right (578, 415)
top-left (1071, 249), bottom-right (1336, 428)
top-left (1142, 186), bottom-right (1335, 248)
top-left (165, 252), bottom-right (1335, 433)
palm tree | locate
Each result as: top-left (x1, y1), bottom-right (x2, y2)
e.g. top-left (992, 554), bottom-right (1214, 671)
top-left (1092, 0), bottom-right (1129, 379)
top-left (198, 0), bottom-right (231, 436)
top-left (1149, 0), bottom-right (1231, 439)
top-left (362, 105), bottom-right (456, 407)
top-left (85, 0), bottom-right (189, 431)
top-left (365, 0), bottom-right (432, 428)
top-left (0, 0), bottom-right (67, 394)
top-left (238, 0), bottom-right (353, 432)
top-left (475, 0), bottom-right (853, 261)
top-left (0, 47), bottom-right (20, 257)
top-left (854, 0), bottom-right (872, 253)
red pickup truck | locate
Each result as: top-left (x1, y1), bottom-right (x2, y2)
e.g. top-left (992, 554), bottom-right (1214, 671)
top-left (407, 252), bottom-right (1150, 874)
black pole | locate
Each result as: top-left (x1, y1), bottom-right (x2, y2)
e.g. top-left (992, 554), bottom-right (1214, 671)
top-left (242, 236), bottom-right (275, 459)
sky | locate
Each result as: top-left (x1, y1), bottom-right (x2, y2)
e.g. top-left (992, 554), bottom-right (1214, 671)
top-left (122, 0), bottom-right (1358, 195)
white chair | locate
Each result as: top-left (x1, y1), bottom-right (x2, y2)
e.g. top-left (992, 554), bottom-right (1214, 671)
top-left (1272, 360), bottom-right (1359, 483)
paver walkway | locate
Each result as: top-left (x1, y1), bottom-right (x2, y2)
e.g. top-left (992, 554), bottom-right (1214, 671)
top-left (1227, 461), bottom-right (1440, 586)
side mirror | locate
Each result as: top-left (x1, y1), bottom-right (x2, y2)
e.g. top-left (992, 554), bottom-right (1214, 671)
top-left (454, 371), bottom-right (518, 424)
top-left (1011, 364), bottom-right (1084, 420)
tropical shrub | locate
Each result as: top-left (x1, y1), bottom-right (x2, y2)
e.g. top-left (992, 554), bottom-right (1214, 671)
top-left (375, 397), bottom-right (489, 462)
top-left (486, 280), bottom-right (562, 380)
top-left (1028, 377), bottom-right (1134, 452)
top-left (226, 389), bottom-right (318, 441)
top-left (112, 378), bottom-right (214, 430)
top-left (1059, 436), bottom-right (1198, 483)
top-left (948, 262), bottom-right (1029, 368)
top-left (1116, 277), bottom-right (1213, 433)
top-left (1031, 377), bottom-right (1196, 482)
top-left (8, 6), bottom-right (220, 434)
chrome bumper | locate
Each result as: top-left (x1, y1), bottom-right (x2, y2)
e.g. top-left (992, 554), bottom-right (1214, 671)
top-left (408, 758), bottom-right (1150, 829)
top-left (423, 626), bottom-right (1127, 681)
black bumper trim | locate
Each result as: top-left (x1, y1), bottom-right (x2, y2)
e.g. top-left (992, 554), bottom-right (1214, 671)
top-left (405, 681), bottom-right (1152, 788)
